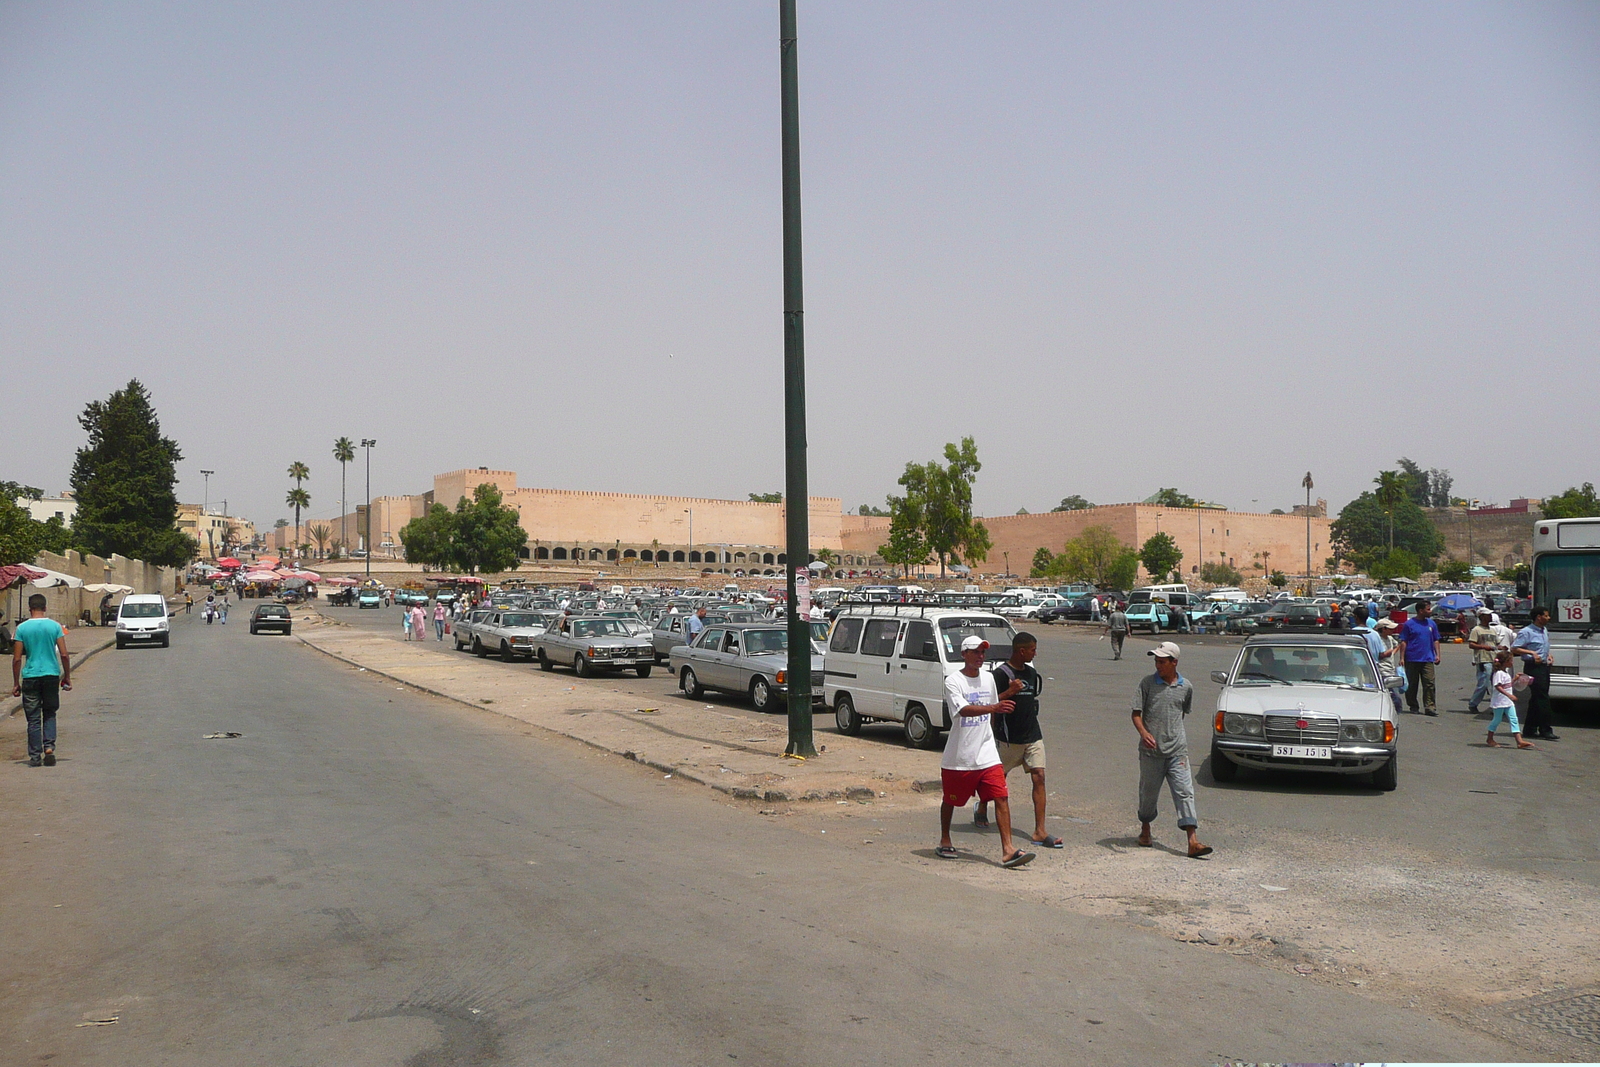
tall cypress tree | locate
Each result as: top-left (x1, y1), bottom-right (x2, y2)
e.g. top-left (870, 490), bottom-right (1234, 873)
top-left (70, 380), bottom-right (197, 566)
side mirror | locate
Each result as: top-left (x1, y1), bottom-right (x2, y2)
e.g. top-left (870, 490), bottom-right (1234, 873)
top-left (1210, 670), bottom-right (1229, 685)
top-left (1385, 675), bottom-right (1407, 691)
top-left (922, 640), bottom-right (937, 659)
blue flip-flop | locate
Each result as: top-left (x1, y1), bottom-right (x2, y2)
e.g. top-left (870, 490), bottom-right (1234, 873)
top-left (1032, 835), bottom-right (1063, 849)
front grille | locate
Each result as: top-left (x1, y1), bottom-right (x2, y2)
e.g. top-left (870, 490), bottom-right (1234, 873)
top-left (1264, 714), bottom-right (1340, 746)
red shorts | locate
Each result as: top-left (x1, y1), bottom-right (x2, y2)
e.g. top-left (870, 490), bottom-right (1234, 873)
top-left (941, 765), bottom-right (1008, 807)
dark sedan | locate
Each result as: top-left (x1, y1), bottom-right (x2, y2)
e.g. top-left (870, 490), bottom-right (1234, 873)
top-left (1039, 597), bottom-right (1097, 624)
top-left (250, 603), bottom-right (292, 635)
top-left (1252, 604), bottom-right (1329, 633)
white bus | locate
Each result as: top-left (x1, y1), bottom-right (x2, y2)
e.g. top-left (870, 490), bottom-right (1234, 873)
top-left (1531, 518), bottom-right (1600, 702)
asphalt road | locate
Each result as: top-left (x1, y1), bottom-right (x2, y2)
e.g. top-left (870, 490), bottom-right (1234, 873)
top-left (329, 602), bottom-right (1600, 887)
top-left (0, 609), bottom-right (1521, 1064)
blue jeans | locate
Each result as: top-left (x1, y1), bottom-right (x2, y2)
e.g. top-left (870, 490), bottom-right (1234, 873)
top-left (1469, 661), bottom-right (1493, 709)
top-left (21, 676), bottom-right (60, 759)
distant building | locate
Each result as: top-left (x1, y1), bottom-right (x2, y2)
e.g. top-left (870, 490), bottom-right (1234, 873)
top-left (16, 491), bottom-right (76, 525)
top-left (175, 504), bottom-right (256, 559)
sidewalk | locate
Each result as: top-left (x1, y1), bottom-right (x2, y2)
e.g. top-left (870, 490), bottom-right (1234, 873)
top-left (295, 606), bottom-right (948, 803)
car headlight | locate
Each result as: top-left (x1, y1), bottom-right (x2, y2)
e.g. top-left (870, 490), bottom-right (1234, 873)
top-left (1223, 713), bottom-right (1263, 736)
top-left (1341, 721), bottom-right (1385, 742)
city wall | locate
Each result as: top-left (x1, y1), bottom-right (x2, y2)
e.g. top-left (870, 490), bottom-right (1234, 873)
top-left (12, 549), bottom-right (181, 627)
top-left (1427, 507), bottom-right (1538, 570)
top-left (842, 504), bottom-right (1332, 582)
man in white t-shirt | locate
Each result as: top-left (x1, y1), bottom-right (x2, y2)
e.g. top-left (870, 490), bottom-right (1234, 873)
top-left (935, 635), bottom-right (1035, 869)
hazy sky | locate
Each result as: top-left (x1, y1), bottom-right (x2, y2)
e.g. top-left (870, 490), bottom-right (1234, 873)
top-left (4, 2), bottom-right (1597, 530)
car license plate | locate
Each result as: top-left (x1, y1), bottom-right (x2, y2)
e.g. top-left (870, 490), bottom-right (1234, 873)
top-left (1272, 744), bottom-right (1331, 759)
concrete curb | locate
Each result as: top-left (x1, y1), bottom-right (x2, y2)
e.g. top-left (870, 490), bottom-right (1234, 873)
top-left (293, 630), bottom-right (897, 804)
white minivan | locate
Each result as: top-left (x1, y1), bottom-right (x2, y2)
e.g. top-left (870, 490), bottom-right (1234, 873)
top-left (116, 593), bottom-right (171, 649)
top-left (824, 605), bottom-right (1015, 748)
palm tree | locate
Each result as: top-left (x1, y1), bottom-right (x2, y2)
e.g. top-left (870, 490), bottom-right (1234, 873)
top-left (1374, 470), bottom-right (1405, 552)
top-left (332, 437), bottom-right (354, 558)
top-left (286, 487), bottom-right (310, 558)
top-left (307, 522), bottom-right (332, 559)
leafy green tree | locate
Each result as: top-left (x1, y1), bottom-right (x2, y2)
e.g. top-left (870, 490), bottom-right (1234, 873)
top-left (890, 438), bottom-right (991, 577)
top-left (1052, 495), bottom-right (1093, 512)
top-left (0, 483), bottom-right (46, 565)
top-left (857, 503), bottom-right (889, 516)
top-left (1437, 558), bottom-right (1471, 583)
top-left (333, 437), bottom-right (355, 557)
top-left (1138, 532), bottom-right (1182, 582)
top-left (1332, 487), bottom-right (1444, 570)
top-left (879, 474), bottom-right (930, 576)
top-left (70, 380), bottom-right (196, 566)
top-left (1200, 561), bottom-right (1242, 585)
top-left (1396, 458), bottom-right (1430, 508)
top-left (748, 492), bottom-right (783, 503)
top-left (1542, 483), bottom-right (1600, 519)
top-left (1498, 562), bottom-right (1530, 584)
top-left (1370, 548), bottom-right (1422, 583)
top-left (1030, 546), bottom-right (1055, 578)
top-left (1052, 526), bottom-right (1138, 589)
top-left (448, 483), bottom-right (528, 575)
top-left (1148, 488), bottom-right (1196, 508)
top-left (1372, 471), bottom-right (1407, 551)
top-left (400, 503), bottom-right (455, 568)
top-left (1268, 570), bottom-right (1289, 588)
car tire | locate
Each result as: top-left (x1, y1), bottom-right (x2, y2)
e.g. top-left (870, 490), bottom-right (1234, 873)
top-left (501, 641), bottom-right (515, 663)
top-left (454, 635), bottom-right (465, 651)
top-left (472, 637), bottom-right (486, 657)
top-left (115, 637), bottom-right (126, 650)
top-left (1209, 743), bottom-right (1238, 782)
top-left (575, 654), bottom-right (592, 678)
top-left (284, 627), bottom-right (291, 636)
top-left (635, 665), bottom-right (652, 678)
top-left (903, 705), bottom-right (937, 749)
top-left (160, 635), bottom-right (170, 647)
top-left (1372, 754), bottom-right (1398, 792)
top-left (538, 649), bottom-right (553, 671)
top-left (834, 693), bottom-right (862, 735)
top-left (750, 676), bottom-right (773, 712)
top-left (681, 667), bottom-right (702, 698)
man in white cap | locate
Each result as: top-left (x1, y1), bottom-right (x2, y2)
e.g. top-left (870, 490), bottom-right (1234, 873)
top-left (935, 634), bottom-right (1035, 869)
top-left (1131, 641), bottom-right (1211, 859)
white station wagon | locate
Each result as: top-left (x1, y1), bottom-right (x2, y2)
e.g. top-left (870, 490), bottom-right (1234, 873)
top-left (1209, 633), bottom-right (1402, 791)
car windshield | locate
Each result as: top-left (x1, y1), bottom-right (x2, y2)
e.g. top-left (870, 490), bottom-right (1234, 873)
top-left (742, 629), bottom-right (788, 654)
top-left (1236, 645), bottom-right (1377, 687)
top-left (500, 613), bottom-right (543, 628)
top-left (1533, 552), bottom-right (1600, 632)
top-left (937, 617), bottom-right (1013, 662)
top-left (120, 602), bottom-right (165, 618)
top-left (572, 619), bottom-right (628, 639)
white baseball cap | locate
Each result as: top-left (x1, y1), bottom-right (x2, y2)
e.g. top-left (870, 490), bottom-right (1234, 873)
top-left (960, 635), bottom-right (990, 652)
top-left (1147, 641), bottom-right (1181, 661)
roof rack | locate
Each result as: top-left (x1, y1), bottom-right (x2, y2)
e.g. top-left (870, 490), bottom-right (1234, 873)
top-left (833, 592), bottom-right (1018, 618)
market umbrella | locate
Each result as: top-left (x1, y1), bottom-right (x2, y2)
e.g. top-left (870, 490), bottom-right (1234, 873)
top-left (1435, 593), bottom-right (1482, 612)
top-left (242, 570), bottom-right (279, 583)
top-left (84, 583), bottom-right (134, 593)
top-left (216, 557), bottom-right (242, 568)
top-left (289, 570), bottom-right (321, 582)
top-left (0, 564), bottom-right (47, 588)
top-left (26, 568), bottom-right (83, 589)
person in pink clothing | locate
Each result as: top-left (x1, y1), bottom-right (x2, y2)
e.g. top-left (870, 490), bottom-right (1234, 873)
top-left (432, 600), bottom-right (447, 641)
top-left (409, 603), bottom-right (426, 641)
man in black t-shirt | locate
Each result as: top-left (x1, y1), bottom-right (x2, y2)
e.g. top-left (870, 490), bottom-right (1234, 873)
top-left (973, 633), bottom-right (1061, 848)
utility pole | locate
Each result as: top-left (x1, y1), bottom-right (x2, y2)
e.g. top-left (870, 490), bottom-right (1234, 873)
top-left (1196, 504), bottom-right (1203, 583)
top-left (1467, 499), bottom-right (1479, 570)
top-left (362, 439), bottom-right (376, 580)
top-left (200, 470), bottom-right (215, 559)
top-left (1302, 472), bottom-right (1314, 595)
top-left (780, 0), bottom-right (815, 758)
top-left (684, 509), bottom-right (694, 560)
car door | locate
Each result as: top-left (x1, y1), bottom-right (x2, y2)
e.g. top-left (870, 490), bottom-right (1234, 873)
top-left (894, 619), bottom-right (948, 726)
top-left (853, 617), bottom-right (904, 721)
top-left (682, 627), bottom-right (722, 684)
top-left (703, 630), bottom-right (743, 690)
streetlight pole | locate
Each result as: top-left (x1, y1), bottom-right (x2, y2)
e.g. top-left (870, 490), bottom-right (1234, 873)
top-left (200, 470), bottom-right (216, 563)
top-left (684, 509), bottom-right (693, 561)
top-left (1467, 499), bottom-right (1479, 570)
top-left (1302, 472), bottom-right (1314, 595)
top-left (361, 439), bottom-right (375, 580)
top-left (1196, 504), bottom-right (1203, 583)
top-left (780, 0), bottom-right (814, 757)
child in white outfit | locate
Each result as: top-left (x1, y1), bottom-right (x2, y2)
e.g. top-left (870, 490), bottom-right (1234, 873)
top-left (1486, 650), bottom-right (1534, 749)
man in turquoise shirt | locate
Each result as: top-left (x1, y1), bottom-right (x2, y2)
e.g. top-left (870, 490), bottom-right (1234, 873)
top-left (11, 593), bottom-right (72, 767)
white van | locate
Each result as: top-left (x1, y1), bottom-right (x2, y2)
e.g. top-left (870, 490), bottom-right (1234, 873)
top-left (116, 593), bottom-right (170, 649)
top-left (824, 605), bottom-right (1016, 748)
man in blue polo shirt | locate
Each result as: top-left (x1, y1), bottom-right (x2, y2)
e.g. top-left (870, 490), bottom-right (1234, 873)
top-left (1399, 600), bottom-right (1442, 716)
top-left (1512, 606), bottom-right (1556, 741)
top-left (11, 594), bottom-right (73, 767)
